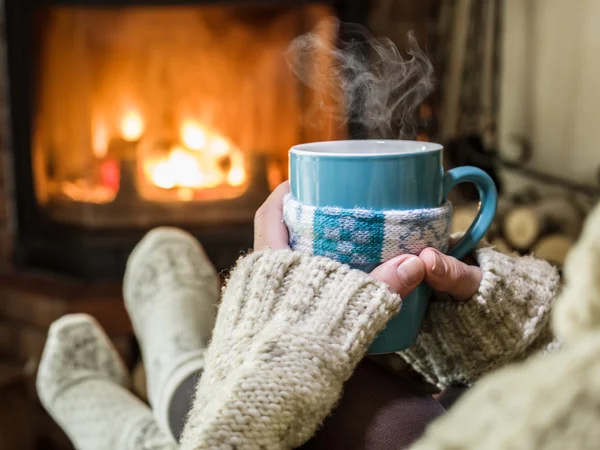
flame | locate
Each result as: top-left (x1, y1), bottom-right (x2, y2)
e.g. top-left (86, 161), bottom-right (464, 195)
top-left (64, 116), bottom-right (247, 203)
top-left (209, 137), bottom-right (230, 156)
top-left (92, 118), bottom-right (109, 158)
top-left (227, 166), bottom-right (245, 186)
top-left (129, 118), bottom-right (248, 197)
top-left (181, 120), bottom-right (208, 151)
top-left (227, 153), bottom-right (246, 186)
top-left (148, 147), bottom-right (201, 189)
top-left (144, 127), bottom-right (246, 193)
top-left (121, 108), bottom-right (144, 141)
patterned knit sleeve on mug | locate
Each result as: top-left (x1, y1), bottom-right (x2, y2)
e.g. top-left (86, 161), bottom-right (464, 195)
top-left (398, 245), bottom-right (562, 389)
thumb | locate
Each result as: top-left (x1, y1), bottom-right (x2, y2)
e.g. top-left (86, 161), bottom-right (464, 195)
top-left (419, 248), bottom-right (482, 300)
top-left (370, 255), bottom-right (426, 298)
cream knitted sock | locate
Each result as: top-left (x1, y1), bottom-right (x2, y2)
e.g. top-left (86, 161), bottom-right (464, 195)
top-left (36, 314), bottom-right (177, 450)
top-left (123, 227), bottom-right (219, 435)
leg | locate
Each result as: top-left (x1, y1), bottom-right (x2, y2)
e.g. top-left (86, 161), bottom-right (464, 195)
top-left (166, 358), bottom-right (445, 448)
top-left (123, 227), bottom-right (220, 437)
top-left (167, 371), bottom-right (200, 441)
top-left (36, 314), bottom-right (176, 450)
top-left (302, 358), bottom-right (445, 450)
top-left (435, 385), bottom-right (469, 410)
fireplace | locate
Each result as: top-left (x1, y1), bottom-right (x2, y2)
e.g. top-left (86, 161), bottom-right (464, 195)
top-left (0, 5), bottom-right (440, 445)
top-left (3, 0), bottom-right (369, 279)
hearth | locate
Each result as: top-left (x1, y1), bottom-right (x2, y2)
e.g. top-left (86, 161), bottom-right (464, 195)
top-left (3, 0), bottom-right (368, 280)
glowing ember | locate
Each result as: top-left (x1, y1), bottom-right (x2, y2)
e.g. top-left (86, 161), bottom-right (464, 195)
top-left (121, 109), bottom-right (144, 142)
top-left (60, 180), bottom-right (116, 204)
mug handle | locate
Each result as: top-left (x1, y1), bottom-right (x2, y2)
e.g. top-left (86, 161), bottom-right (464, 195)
top-left (443, 166), bottom-right (498, 261)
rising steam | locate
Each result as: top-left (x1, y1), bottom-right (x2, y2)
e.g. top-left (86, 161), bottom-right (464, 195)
top-left (285, 18), bottom-right (434, 139)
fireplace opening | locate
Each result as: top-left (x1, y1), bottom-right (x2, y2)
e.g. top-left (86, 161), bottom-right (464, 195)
top-left (33, 5), bottom-right (348, 227)
top-left (5, 1), bottom-right (364, 279)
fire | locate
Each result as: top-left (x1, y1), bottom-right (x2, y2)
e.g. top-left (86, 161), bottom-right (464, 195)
top-left (92, 118), bottom-right (109, 158)
top-left (227, 153), bottom-right (246, 186)
top-left (121, 108), bottom-right (144, 142)
top-left (209, 137), bottom-right (230, 157)
top-left (83, 111), bottom-right (247, 201)
top-left (142, 120), bottom-right (246, 194)
top-left (146, 146), bottom-right (219, 190)
top-left (181, 120), bottom-right (207, 151)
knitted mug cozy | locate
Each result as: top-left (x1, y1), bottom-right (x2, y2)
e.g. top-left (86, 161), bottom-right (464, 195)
top-left (283, 194), bottom-right (453, 267)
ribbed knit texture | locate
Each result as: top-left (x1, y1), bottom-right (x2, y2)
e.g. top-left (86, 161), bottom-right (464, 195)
top-left (179, 249), bottom-right (403, 449)
top-left (409, 330), bottom-right (600, 450)
top-left (283, 194), bottom-right (452, 268)
top-left (36, 314), bottom-right (177, 450)
top-left (410, 201), bottom-right (600, 450)
top-left (399, 247), bottom-right (561, 388)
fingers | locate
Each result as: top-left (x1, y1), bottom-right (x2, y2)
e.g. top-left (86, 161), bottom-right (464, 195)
top-left (254, 182), bottom-right (291, 251)
top-left (370, 255), bottom-right (426, 298)
top-left (419, 248), bottom-right (482, 301)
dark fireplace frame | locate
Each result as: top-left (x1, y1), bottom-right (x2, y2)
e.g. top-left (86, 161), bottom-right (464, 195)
top-left (3, 0), bottom-right (370, 280)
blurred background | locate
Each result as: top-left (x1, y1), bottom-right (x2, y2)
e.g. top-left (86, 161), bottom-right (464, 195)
top-left (0, 0), bottom-right (598, 448)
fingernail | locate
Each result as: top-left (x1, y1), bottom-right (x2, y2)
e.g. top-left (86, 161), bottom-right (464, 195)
top-left (397, 256), bottom-right (424, 286)
top-left (431, 251), bottom-right (446, 276)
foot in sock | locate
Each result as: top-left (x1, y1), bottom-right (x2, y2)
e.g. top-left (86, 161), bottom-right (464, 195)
top-left (36, 314), bottom-right (177, 450)
top-left (123, 227), bottom-right (220, 434)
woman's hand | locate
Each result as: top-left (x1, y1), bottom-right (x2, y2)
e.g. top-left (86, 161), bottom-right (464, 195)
top-left (254, 182), bottom-right (291, 251)
top-left (254, 182), bottom-right (426, 299)
top-left (418, 248), bottom-right (482, 301)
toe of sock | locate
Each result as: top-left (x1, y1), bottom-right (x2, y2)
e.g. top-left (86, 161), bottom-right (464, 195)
top-left (123, 227), bottom-right (218, 312)
top-left (37, 314), bottom-right (129, 407)
top-left (125, 227), bottom-right (208, 275)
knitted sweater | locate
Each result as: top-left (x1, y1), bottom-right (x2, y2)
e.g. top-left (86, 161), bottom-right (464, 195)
top-left (411, 201), bottom-right (600, 450)
top-left (179, 235), bottom-right (566, 449)
top-left (180, 250), bottom-right (405, 449)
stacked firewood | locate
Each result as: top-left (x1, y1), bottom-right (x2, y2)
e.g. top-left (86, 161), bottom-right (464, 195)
top-left (452, 188), bottom-right (597, 267)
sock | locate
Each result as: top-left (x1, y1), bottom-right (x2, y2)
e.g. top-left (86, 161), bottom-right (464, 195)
top-left (36, 314), bottom-right (177, 450)
top-left (283, 194), bottom-right (453, 269)
top-left (123, 227), bottom-right (220, 435)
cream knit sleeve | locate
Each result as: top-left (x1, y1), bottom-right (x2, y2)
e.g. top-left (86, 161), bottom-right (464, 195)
top-left (399, 247), bottom-right (561, 388)
top-left (179, 249), bottom-right (403, 450)
top-left (409, 331), bottom-right (600, 450)
top-left (411, 202), bottom-right (600, 450)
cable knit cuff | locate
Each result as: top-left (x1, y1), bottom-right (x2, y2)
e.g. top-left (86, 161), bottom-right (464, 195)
top-left (180, 249), bottom-right (403, 449)
top-left (399, 247), bottom-right (561, 388)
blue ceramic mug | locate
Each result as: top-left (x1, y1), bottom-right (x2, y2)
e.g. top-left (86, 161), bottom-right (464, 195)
top-left (288, 140), bottom-right (497, 354)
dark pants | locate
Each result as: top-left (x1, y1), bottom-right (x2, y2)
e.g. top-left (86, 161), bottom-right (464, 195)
top-left (168, 358), bottom-right (453, 449)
